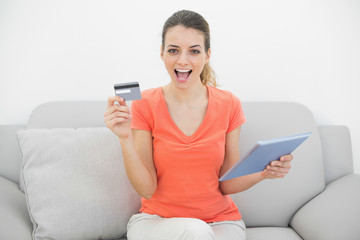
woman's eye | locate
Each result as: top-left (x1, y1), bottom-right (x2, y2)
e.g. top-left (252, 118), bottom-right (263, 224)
top-left (191, 50), bottom-right (200, 54)
top-left (168, 49), bottom-right (178, 53)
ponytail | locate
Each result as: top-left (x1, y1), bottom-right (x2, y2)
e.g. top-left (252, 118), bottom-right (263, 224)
top-left (201, 63), bottom-right (217, 87)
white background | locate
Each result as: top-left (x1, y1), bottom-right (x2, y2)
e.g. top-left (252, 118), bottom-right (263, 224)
top-left (1, 0), bottom-right (359, 173)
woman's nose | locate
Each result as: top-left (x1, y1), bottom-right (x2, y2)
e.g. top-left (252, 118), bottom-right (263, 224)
top-left (177, 52), bottom-right (189, 65)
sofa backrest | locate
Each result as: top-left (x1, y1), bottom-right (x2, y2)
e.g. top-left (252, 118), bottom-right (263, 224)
top-left (14, 101), bottom-right (326, 228)
top-left (27, 101), bottom-right (107, 128)
top-left (0, 125), bottom-right (25, 183)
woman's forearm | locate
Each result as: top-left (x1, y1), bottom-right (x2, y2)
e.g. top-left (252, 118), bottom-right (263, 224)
top-left (219, 172), bottom-right (266, 195)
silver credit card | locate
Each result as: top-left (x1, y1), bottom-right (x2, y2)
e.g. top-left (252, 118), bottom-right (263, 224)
top-left (114, 82), bottom-right (141, 101)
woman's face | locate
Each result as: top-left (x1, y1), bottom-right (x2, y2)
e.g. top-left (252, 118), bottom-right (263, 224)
top-left (161, 25), bottom-right (211, 89)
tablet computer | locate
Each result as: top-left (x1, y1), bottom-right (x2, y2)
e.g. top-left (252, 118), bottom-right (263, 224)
top-left (219, 132), bottom-right (311, 181)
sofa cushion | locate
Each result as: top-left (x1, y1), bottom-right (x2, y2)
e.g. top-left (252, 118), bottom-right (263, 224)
top-left (19, 101), bottom-right (108, 192)
top-left (246, 227), bottom-right (302, 240)
top-left (17, 128), bottom-right (141, 240)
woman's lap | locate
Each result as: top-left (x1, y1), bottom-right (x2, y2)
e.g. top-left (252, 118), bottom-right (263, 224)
top-left (126, 213), bottom-right (246, 240)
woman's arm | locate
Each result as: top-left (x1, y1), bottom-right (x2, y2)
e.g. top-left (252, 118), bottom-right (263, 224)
top-left (105, 96), bottom-right (157, 199)
top-left (219, 126), bottom-right (293, 195)
top-left (119, 130), bottom-right (157, 199)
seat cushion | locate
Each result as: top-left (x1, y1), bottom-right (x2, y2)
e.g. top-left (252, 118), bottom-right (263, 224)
top-left (17, 128), bottom-right (141, 240)
top-left (0, 176), bottom-right (32, 240)
top-left (246, 227), bottom-right (302, 240)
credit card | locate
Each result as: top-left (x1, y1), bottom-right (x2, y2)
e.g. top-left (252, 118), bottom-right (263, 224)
top-left (114, 82), bottom-right (141, 101)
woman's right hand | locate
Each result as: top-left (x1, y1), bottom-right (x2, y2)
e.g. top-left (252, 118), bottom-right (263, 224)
top-left (104, 96), bottom-right (132, 139)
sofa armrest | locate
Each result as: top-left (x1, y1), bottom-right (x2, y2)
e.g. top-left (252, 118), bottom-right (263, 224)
top-left (319, 125), bottom-right (353, 185)
top-left (290, 174), bottom-right (360, 240)
top-left (0, 176), bottom-right (32, 240)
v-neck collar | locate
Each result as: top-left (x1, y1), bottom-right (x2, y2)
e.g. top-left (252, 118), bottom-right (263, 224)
top-left (159, 85), bottom-right (212, 142)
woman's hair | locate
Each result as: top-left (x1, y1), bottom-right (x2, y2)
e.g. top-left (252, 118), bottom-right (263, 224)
top-left (162, 10), bottom-right (217, 87)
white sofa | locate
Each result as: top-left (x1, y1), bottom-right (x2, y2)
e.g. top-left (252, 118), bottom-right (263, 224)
top-left (1, 101), bottom-right (360, 240)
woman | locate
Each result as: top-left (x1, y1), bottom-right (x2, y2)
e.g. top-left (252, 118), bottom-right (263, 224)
top-left (104, 10), bottom-right (292, 240)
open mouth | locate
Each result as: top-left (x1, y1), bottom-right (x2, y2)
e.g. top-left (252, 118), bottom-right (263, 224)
top-left (174, 69), bottom-right (192, 82)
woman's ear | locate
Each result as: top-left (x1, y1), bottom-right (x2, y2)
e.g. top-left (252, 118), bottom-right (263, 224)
top-left (205, 48), bottom-right (211, 64)
top-left (160, 45), bottom-right (164, 61)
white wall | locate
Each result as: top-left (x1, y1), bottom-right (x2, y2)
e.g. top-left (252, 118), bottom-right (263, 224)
top-left (1, 0), bottom-right (359, 173)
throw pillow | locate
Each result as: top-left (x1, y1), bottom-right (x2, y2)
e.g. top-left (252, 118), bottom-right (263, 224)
top-left (17, 128), bottom-right (140, 240)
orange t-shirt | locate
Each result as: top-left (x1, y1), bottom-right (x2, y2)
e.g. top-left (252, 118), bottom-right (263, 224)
top-left (130, 85), bottom-right (246, 222)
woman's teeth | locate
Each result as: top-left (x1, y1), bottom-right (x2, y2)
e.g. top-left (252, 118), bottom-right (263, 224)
top-left (176, 69), bottom-right (191, 73)
top-left (175, 69), bottom-right (192, 81)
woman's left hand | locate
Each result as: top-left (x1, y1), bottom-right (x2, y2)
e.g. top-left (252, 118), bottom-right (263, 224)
top-left (261, 154), bottom-right (293, 179)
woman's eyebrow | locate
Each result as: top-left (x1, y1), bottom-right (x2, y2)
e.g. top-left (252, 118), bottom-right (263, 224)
top-left (166, 44), bottom-right (202, 48)
top-left (167, 44), bottom-right (179, 48)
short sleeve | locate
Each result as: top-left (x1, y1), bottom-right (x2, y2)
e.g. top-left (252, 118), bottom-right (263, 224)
top-left (130, 99), bottom-right (152, 131)
top-left (226, 94), bottom-right (246, 133)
